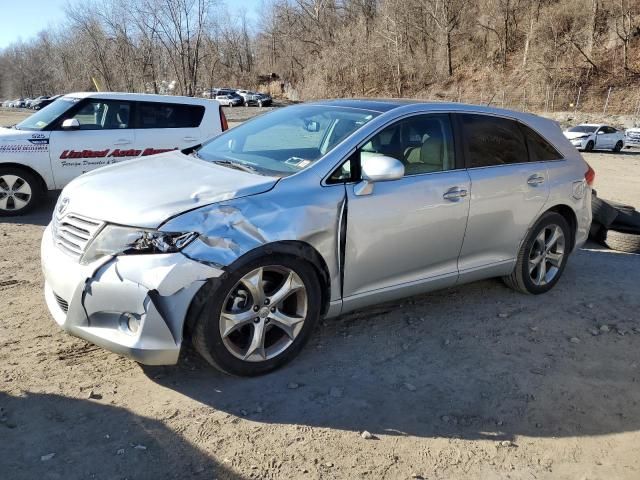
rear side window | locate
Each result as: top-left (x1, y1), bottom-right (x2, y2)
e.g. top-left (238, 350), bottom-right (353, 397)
top-left (460, 114), bottom-right (528, 167)
top-left (520, 124), bottom-right (563, 161)
top-left (136, 102), bottom-right (205, 129)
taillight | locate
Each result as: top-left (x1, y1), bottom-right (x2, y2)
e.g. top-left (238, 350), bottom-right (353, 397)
top-left (219, 106), bottom-right (228, 131)
top-left (585, 162), bottom-right (595, 186)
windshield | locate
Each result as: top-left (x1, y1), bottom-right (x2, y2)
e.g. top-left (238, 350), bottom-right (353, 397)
top-left (568, 125), bottom-right (597, 133)
top-left (15, 97), bottom-right (79, 131)
top-left (197, 104), bottom-right (378, 176)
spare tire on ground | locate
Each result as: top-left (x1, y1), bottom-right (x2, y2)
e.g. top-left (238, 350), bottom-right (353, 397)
top-left (591, 195), bottom-right (620, 228)
top-left (589, 192), bottom-right (640, 253)
top-left (610, 207), bottom-right (640, 231)
top-left (605, 229), bottom-right (640, 254)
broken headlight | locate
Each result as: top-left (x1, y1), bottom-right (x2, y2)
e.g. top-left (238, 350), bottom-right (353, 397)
top-left (80, 225), bottom-right (198, 265)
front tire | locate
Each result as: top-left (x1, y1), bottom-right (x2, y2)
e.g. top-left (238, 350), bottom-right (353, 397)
top-left (192, 254), bottom-right (322, 376)
top-left (503, 212), bottom-right (571, 294)
top-left (613, 141), bottom-right (623, 152)
top-left (585, 140), bottom-right (594, 152)
top-left (0, 166), bottom-right (43, 216)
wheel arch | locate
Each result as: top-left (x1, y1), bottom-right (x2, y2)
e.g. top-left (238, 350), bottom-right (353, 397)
top-left (543, 204), bottom-right (578, 250)
top-left (0, 162), bottom-right (48, 193)
top-left (229, 240), bottom-right (331, 314)
top-left (183, 240), bottom-right (332, 339)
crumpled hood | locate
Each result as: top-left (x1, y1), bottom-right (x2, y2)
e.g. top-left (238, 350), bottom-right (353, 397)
top-left (563, 131), bottom-right (591, 140)
top-left (61, 151), bottom-right (278, 228)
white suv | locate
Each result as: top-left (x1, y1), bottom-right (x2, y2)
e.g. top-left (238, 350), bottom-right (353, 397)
top-left (0, 92), bottom-right (227, 215)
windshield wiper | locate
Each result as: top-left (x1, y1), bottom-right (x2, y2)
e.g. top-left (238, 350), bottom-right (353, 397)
top-left (213, 159), bottom-right (259, 174)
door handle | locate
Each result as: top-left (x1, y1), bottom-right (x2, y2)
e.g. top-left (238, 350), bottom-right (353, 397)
top-left (527, 174), bottom-right (545, 186)
top-left (443, 187), bottom-right (468, 201)
top-left (183, 136), bottom-right (198, 142)
top-left (114, 139), bottom-right (131, 145)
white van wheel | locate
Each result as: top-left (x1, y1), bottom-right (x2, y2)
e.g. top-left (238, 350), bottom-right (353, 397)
top-left (0, 167), bottom-right (43, 216)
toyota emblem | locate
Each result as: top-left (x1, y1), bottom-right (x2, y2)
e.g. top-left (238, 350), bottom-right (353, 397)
top-left (58, 197), bottom-right (69, 215)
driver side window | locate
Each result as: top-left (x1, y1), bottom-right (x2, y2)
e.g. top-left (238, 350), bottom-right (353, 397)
top-left (67, 100), bottom-right (132, 130)
top-left (327, 114), bottom-right (456, 183)
top-left (359, 114), bottom-right (455, 176)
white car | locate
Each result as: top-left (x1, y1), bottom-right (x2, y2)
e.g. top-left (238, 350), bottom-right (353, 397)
top-left (563, 124), bottom-right (625, 152)
top-left (214, 94), bottom-right (241, 107)
top-left (0, 92), bottom-right (227, 216)
top-left (624, 127), bottom-right (640, 148)
top-left (235, 89), bottom-right (260, 105)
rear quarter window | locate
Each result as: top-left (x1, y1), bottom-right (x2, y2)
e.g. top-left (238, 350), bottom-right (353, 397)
top-left (136, 102), bottom-right (205, 129)
top-left (520, 124), bottom-right (563, 162)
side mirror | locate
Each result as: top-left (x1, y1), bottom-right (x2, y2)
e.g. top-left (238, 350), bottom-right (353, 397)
top-left (355, 155), bottom-right (404, 196)
top-left (61, 118), bottom-right (80, 130)
top-left (597, 130), bottom-right (605, 135)
top-left (304, 120), bottom-right (320, 132)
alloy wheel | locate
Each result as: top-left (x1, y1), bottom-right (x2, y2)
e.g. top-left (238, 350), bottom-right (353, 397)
top-left (219, 266), bottom-right (308, 362)
top-left (528, 224), bottom-right (565, 286)
top-left (0, 174), bottom-right (32, 212)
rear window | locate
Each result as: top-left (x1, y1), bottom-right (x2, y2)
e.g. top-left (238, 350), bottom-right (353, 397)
top-left (520, 124), bottom-right (563, 161)
top-left (460, 114), bottom-right (528, 167)
top-left (136, 102), bottom-right (205, 129)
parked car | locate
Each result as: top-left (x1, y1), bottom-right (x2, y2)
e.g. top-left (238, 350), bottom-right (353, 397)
top-left (235, 90), bottom-right (262, 106)
top-left (29, 96), bottom-right (49, 109)
top-left (563, 124), bottom-right (625, 152)
top-left (215, 94), bottom-right (242, 107)
top-left (32, 95), bottom-right (60, 110)
top-left (24, 98), bottom-right (34, 108)
top-left (13, 98), bottom-right (25, 108)
top-left (41, 100), bottom-right (592, 376)
top-left (1, 100), bottom-right (11, 108)
top-left (256, 93), bottom-right (273, 107)
top-left (624, 127), bottom-right (640, 148)
top-left (0, 92), bottom-right (227, 215)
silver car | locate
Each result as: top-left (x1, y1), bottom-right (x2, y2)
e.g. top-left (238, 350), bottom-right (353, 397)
top-left (41, 100), bottom-right (593, 376)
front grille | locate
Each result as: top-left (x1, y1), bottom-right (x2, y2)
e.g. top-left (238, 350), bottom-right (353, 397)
top-left (52, 213), bottom-right (104, 261)
top-left (53, 292), bottom-right (69, 313)
top-left (627, 133), bottom-right (640, 140)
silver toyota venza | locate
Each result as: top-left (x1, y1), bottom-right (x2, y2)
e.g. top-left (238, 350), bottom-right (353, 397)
top-left (42, 100), bottom-right (593, 376)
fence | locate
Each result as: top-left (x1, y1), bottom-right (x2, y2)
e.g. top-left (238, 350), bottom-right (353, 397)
top-left (424, 85), bottom-right (640, 122)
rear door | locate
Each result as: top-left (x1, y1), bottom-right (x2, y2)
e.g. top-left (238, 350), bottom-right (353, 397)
top-left (133, 101), bottom-right (206, 157)
top-left (48, 98), bottom-right (135, 188)
top-left (456, 113), bottom-right (551, 274)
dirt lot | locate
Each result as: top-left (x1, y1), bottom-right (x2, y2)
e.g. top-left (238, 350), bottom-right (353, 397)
top-left (1, 107), bottom-right (640, 480)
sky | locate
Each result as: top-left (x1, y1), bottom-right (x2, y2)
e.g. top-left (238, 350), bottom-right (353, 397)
top-left (0, 0), bottom-right (263, 49)
top-left (0, 0), bottom-right (69, 48)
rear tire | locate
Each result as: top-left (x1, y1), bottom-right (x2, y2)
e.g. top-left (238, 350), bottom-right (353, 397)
top-left (503, 212), bottom-right (571, 294)
top-left (0, 166), bottom-right (43, 217)
top-left (605, 229), bottom-right (640, 254)
top-left (192, 253), bottom-right (322, 376)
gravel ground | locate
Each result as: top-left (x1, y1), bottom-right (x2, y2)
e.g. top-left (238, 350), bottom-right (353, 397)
top-left (1, 107), bottom-right (640, 480)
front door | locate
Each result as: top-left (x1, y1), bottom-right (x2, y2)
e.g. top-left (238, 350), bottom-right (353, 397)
top-left (342, 113), bottom-right (470, 306)
top-left (48, 98), bottom-right (135, 188)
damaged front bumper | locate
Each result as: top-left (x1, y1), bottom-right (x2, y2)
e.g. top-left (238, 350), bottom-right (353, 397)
top-left (41, 224), bottom-right (223, 365)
